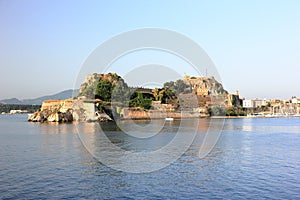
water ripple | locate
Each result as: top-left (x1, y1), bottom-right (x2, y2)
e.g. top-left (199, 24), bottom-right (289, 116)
top-left (0, 115), bottom-right (300, 199)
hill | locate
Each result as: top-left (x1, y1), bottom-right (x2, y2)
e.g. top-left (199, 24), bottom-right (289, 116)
top-left (0, 89), bottom-right (79, 105)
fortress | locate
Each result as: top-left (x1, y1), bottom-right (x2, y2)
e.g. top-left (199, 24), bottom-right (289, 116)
top-left (41, 99), bottom-right (73, 112)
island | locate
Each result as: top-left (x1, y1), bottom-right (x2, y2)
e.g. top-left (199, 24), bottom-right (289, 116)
top-left (28, 72), bottom-right (300, 123)
top-left (28, 72), bottom-right (246, 123)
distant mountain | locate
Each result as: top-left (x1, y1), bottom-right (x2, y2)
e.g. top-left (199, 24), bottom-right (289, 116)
top-left (0, 98), bottom-right (23, 104)
top-left (0, 89), bottom-right (79, 105)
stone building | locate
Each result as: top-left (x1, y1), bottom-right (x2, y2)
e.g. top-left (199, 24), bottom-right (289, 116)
top-left (41, 99), bottom-right (73, 112)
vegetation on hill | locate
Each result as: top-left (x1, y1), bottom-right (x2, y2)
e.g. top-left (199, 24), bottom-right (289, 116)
top-left (129, 92), bottom-right (152, 109)
top-left (77, 73), bottom-right (152, 109)
top-left (207, 106), bottom-right (225, 116)
top-left (163, 79), bottom-right (192, 94)
top-left (226, 107), bottom-right (246, 116)
top-left (78, 73), bottom-right (129, 100)
top-left (77, 72), bottom-right (230, 113)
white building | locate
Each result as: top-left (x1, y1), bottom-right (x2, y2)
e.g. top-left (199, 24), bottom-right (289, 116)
top-left (9, 110), bottom-right (27, 114)
top-left (243, 99), bottom-right (267, 108)
top-left (291, 97), bottom-right (300, 104)
top-left (243, 100), bottom-right (254, 108)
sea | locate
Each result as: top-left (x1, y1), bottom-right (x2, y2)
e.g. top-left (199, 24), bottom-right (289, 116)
top-left (0, 114), bottom-right (299, 199)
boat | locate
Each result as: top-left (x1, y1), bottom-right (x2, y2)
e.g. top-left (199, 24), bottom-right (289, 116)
top-left (165, 117), bottom-right (174, 121)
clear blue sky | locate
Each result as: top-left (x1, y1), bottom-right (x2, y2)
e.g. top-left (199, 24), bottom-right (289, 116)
top-left (1, 0), bottom-right (299, 100)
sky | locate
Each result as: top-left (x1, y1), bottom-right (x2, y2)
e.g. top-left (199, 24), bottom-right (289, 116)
top-left (0, 0), bottom-right (300, 100)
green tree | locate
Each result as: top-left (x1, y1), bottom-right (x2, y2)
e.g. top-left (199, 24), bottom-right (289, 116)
top-left (129, 92), bottom-right (152, 109)
top-left (175, 79), bottom-right (189, 94)
top-left (226, 107), bottom-right (237, 116)
top-left (158, 88), bottom-right (165, 102)
top-left (208, 106), bottom-right (226, 116)
top-left (152, 88), bottom-right (160, 101)
top-left (95, 80), bottom-right (113, 101)
top-left (231, 97), bottom-right (236, 106)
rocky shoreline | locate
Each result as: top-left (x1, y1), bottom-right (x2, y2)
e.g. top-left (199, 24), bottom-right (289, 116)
top-left (27, 101), bottom-right (207, 123)
top-left (28, 109), bottom-right (73, 122)
top-left (27, 99), bottom-right (113, 123)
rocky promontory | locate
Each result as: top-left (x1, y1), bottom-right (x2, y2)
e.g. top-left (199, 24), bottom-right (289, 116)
top-left (28, 99), bottom-right (112, 123)
top-left (28, 99), bottom-right (74, 122)
top-left (28, 108), bottom-right (73, 122)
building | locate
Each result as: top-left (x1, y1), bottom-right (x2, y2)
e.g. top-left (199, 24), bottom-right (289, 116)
top-left (9, 110), bottom-right (28, 114)
top-left (227, 90), bottom-right (242, 107)
top-left (243, 100), bottom-right (254, 108)
top-left (243, 99), bottom-right (267, 108)
top-left (291, 97), bottom-right (300, 104)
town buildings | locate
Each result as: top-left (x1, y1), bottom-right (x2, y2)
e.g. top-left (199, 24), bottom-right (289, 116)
top-left (242, 99), bottom-right (267, 108)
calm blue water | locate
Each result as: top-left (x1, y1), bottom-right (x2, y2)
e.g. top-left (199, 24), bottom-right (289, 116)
top-left (0, 114), bottom-right (299, 199)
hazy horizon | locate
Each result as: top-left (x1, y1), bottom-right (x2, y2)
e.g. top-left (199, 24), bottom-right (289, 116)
top-left (1, 1), bottom-right (299, 100)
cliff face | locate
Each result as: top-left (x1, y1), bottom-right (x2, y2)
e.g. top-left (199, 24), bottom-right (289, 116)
top-left (77, 73), bottom-right (102, 97)
top-left (184, 76), bottom-right (228, 96)
top-left (77, 73), bottom-right (128, 99)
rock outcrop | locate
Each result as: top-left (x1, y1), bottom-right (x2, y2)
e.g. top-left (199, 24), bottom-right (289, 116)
top-left (77, 72), bottom-right (128, 99)
top-left (28, 99), bottom-right (74, 122)
top-left (28, 109), bottom-right (73, 122)
top-left (28, 99), bottom-right (112, 123)
top-left (28, 109), bottom-right (51, 122)
top-left (184, 75), bottom-right (228, 96)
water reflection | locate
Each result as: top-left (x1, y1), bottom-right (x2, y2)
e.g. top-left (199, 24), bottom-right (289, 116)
top-left (2, 115), bottom-right (300, 199)
top-left (222, 118), bottom-right (300, 134)
top-left (75, 118), bottom-right (225, 173)
top-left (77, 119), bottom-right (213, 154)
top-left (31, 122), bottom-right (78, 134)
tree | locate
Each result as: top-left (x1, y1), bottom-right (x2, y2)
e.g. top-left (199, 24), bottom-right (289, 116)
top-left (129, 92), bottom-right (152, 109)
top-left (226, 107), bottom-right (237, 116)
top-left (208, 106), bottom-right (226, 116)
top-left (175, 79), bottom-right (188, 94)
top-left (153, 88), bottom-right (160, 101)
top-left (95, 80), bottom-right (113, 101)
top-left (231, 97), bottom-right (236, 106)
top-left (158, 88), bottom-right (165, 102)
top-left (164, 79), bottom-right (191, 94)
top-left (163, 81), bottom-right (175, 91)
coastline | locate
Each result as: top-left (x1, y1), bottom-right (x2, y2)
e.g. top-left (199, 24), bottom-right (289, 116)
top-left (210, 115), bottom-right (300, 119)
